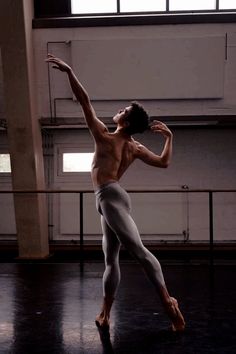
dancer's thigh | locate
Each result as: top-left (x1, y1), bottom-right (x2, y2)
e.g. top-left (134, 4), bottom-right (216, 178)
top-left (101, 216), bottom-right (121, 263)
top-left (101, 203), bottom-right (144, 251)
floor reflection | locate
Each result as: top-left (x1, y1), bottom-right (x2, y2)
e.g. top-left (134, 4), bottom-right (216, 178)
top-left (12, 264), bottom-right (64, 353)
top-left (97, 326), bottom-right (114, 354)
top-left (0, 262), bottom-right (235, 353)
top-left (0, 265), bottom-right (14, 353)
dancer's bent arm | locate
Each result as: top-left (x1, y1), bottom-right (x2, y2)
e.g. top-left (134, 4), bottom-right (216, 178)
top-left (137, 120), bottom-right (173, 168)
top-left (45, 54), bottom-right (107, 140)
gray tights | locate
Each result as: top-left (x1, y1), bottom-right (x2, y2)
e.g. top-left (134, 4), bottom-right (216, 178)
top-left (95, 182), bottom-right (166, 299)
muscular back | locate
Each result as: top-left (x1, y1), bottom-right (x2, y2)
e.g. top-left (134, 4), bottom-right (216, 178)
top-left (91, 131), bottom-right (139, 188)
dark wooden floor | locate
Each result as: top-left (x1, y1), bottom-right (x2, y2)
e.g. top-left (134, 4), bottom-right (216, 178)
top-left (0, 261), bottom-right (235, 353)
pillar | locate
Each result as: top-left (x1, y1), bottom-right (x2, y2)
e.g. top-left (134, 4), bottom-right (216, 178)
top-left (0, 0), bottom-right (49, 258)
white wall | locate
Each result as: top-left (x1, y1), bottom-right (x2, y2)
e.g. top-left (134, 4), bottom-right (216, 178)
top-left (34, 23), bottom-right (236, 120)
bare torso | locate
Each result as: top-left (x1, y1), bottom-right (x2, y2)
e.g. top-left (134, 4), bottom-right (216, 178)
top-left (91, 131), bottom-right (140, 188)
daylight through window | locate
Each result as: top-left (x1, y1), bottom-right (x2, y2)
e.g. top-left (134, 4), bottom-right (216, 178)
top-left (120, 0), bottom-right (166, 12)
top-left (71, 0), bottom-right (116, 14)
top-left (169, 0), bottom-right (216, 11)
top-left (219, 0), bottom-right (236, 9)
top-left (0, 154), bottom-right (11, 173)
top-left (71, 0), bottom-right (236, 14)
top-left (63, 153), bottom-right (94, 172)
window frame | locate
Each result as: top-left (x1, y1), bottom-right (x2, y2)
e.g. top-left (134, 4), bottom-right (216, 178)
top-left (33, 0), bottom-right (236, 28)
top-left (55, 145), bottom-right (94, 184)
top-left (69, 0), bottom-right (236, 15)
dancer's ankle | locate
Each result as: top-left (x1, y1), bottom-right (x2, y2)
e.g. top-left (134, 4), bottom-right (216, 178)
top-left (96, 296), bottom-right (114, 326)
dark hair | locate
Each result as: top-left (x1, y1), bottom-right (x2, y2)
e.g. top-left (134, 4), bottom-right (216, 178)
top-left (124, 101), bottom-right (150, 135)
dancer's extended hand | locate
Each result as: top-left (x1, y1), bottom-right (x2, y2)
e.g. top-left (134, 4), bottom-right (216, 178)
top-left (45, 54), bottom-right (71, 73)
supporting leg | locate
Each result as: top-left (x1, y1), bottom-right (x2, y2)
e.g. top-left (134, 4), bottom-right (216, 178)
top-left (96, 216), bottom-right (121, 328)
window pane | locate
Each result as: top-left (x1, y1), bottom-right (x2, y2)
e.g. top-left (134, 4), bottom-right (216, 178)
top-left (0, 154), bottom-right (11, 173)
top-left (170, 0), bottom-right (216, 11)
top-left (219, 0), bottom-right (236, 9)
top-left (63, 153), bottom-right (94, 172)
top-left (71, 0), bottom-right (117, 14)
top-left (120, 0), bottom-right (166, 12)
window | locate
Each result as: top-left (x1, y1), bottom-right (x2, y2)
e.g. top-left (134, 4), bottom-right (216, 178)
top-left (71, 0), bottom-right (116, 14)
top-left (0, 154), bottom-right (11, 173)
top-left (169, 0), bottom-right (216, 11)
top-left (219, 0), bottom-right (236, 9)
top-left (71, 0), bottom-right (236, 14)
top-left (63, 153), bottom-right (94, 172)
top-left (34, 1), bottom-right (236, 29)
top-left (120, 0), bottom-right (166, 13)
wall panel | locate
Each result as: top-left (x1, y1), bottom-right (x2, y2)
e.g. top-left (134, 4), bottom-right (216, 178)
top-left (71, 36), bottom-right (225, 100)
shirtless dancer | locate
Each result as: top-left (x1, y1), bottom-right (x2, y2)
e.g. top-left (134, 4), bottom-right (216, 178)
top-left (46, 54), bottom-right (185, 331)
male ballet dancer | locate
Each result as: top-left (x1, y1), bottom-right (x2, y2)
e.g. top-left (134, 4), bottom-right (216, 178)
top-left (46, 54), bottom-right (185, 331)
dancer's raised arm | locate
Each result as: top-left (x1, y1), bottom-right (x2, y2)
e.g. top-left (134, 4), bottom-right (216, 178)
top-left (46, 54), bottom-right (107, 140)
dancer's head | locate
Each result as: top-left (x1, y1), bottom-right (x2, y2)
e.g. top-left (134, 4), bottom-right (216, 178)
top-left (113, 101), bottom-right (149, 135)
